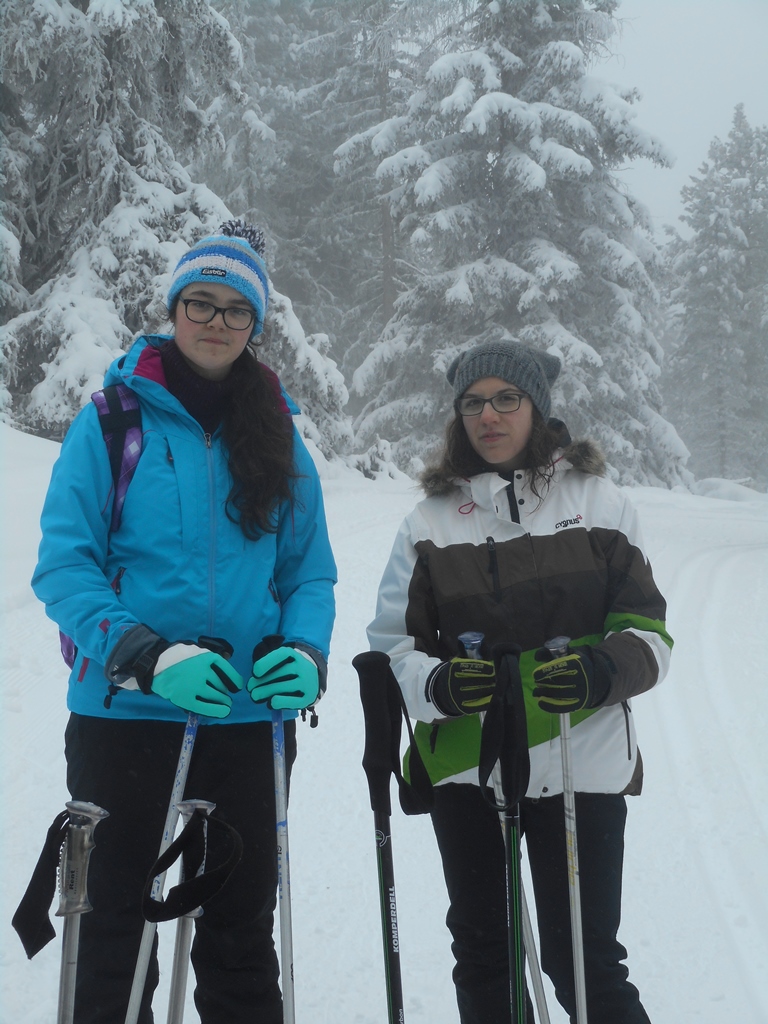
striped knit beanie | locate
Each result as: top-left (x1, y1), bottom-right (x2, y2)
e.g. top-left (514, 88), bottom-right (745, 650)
top-left (167, 219), bottom-right (269, 336)
top-left (447, 340), bottom-right (561, 421)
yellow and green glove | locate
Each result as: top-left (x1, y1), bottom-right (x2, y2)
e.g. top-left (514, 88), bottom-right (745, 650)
top-left (532, 645), bottom-right (611, 714)
top-left (427, 657), bottom-right (497, 717)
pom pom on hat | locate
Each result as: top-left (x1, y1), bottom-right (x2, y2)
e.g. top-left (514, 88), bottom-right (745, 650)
top-left (219, 219), bottom-right (266, 257)
top-left (167, 219), bottom-right (269, 336)
top-left (447, 340), bottom-right (561, 421)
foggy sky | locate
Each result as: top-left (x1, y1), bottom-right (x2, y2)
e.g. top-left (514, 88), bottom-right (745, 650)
top-left (602, 0), bottom-right (768, 237)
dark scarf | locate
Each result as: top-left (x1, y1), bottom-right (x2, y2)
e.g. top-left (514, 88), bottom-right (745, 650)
top-left (159, 340), bottom-right (238, 436)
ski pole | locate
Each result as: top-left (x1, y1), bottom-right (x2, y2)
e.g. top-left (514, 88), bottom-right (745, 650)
top-left (352, 650), bottom-right (407, 1024)
top-left (251, 634), bottom-right (296, 1023)
top-left (272, 707), bottom-right (295, 1024)
top-left (165, 799), bottom-right (216, 1024)
top-left (459, 633), bottom-right (551, 1024)
top-left (521, 885), bottom-right (551, 1024)
top-left (124, 711), bottom-right (199, 1024)
top-left (544, 636), bottom-right (588, 1024)
top-left (125, 636), bottom-right (234, 1024)
top-left (56, 801), bottom-right (110, 1024)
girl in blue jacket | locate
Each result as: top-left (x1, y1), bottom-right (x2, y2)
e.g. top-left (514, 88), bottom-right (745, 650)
top-left (32, 220), bottom-right (337, 1024)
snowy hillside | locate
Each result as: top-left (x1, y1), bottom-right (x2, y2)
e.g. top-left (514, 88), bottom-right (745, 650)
top-left (1, 423), bottom-right (766, 1023)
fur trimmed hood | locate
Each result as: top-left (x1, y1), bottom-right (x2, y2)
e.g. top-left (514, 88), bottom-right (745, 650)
top-left (421, 435), bottom-right (606, 498)
top-left (557, 438), bottom-right (606, 478)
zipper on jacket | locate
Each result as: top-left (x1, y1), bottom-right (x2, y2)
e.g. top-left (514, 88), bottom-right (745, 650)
top-left (505, 479), bottom-right (521, 524)
top-left (429, 723), bottom-right (440, 754)
top-left (622, 701), bottom-right (632, 759)
top-left (205, 438), bottom-right (217, 635)
top-left (111, 566), bottom-right (127, 595)
top-left (486, 537), bottom-right (502, 602)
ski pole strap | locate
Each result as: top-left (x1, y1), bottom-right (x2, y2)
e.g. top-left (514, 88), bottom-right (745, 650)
top-left (352, 651), bottom-right (433, 817)
top-left (395, 681), bottom-right (434, 815)
top-left (479, 644), bottom-right (530, 812)
top-left (142, 810), bottom-right (243, 923)
top-left (11, 810), bottom-right (69, 959)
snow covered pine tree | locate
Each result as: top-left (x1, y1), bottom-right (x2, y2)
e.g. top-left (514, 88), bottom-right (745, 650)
top-left (352, 0), bottom-right (688, 485)
top-left (663, 105), bottom-right (768, 490)
top-left (0, 0), bottom-right (245, 436)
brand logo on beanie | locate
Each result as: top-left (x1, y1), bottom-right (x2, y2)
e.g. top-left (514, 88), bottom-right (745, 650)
top-left (167, 220), bottom-right (269, 335)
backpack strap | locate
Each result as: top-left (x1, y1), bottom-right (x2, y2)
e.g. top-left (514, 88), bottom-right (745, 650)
top-left (58, 385), bottom-right (143, 670)
top-left (91, 384), bottom-right (143, 532)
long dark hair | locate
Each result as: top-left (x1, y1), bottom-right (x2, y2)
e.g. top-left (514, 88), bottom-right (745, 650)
top-left (420, 406), bottom-right (564, 502)
top-left (221, 344), bottom-right (297, 538)
top-left (167, 296), bottom-right (296, 537)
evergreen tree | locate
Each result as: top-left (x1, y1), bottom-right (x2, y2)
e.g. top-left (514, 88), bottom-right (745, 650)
top-left (0, 0), bottom-right (244, 434)
top-left (0, 0), bottom-right (349, 455)
top-left (352, 0), bottom-right (688, 484)
top-left (0, 82), bottom-right (32, 330)
top-left (664, 105), bottom-right (768, 489)
top-left (197, 1), bottom-right (350, 350)
top-left (331, 1), bottom-right (464, 382)
top-left (189, 0), bottom-right (354, 455)
top-left (201, 1), bottom-right (440, 375)
top-left (261, 290), bottom-right (352, 463)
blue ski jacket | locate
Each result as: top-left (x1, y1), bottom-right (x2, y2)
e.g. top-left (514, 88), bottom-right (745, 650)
top-left (32, 335), bottom-right (337, 724)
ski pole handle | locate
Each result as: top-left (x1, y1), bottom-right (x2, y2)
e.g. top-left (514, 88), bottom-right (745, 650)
top-left (56, 802), bottom-right (109, 1024)
top-left (351, 650), bottom-right (406, 1024)
top-left (544, 635), bottom-right (571, 659)
top-left (353, 651), bottom-right (396, 816)
top-left (56, 802), bottom-right (110, 917)
top-left (458, 631), bottom-right (484, 660)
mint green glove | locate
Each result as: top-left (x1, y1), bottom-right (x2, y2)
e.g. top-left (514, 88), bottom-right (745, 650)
top-left (151, 644), bottom-right (244, 718)
top-left (247, 646), bottom-right (319, 710)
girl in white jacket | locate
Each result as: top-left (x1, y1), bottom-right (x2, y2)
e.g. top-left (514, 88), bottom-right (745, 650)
top-left (368, 339), bottom-right (672, 1024)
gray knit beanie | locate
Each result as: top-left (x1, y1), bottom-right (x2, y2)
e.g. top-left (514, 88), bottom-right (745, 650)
top-left (447, 341), bottom-right (561, 421)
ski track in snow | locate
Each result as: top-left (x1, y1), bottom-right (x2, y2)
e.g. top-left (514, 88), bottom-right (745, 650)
top-left (1, 431), bottom-right (766, 1023)
top-left (623, 490), bottom-right (768, 1021)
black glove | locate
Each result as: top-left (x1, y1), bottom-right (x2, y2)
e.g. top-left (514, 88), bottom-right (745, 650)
top-left (427, 658), bottom-right (496, 717)
top-left (532, 645), bottom-right (611, 714)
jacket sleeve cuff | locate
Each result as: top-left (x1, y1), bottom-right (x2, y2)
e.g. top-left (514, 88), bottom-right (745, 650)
top-left (105, 623), bottom-right (168, 694)
top-left (287, 641), bottom-right (328, 697)
top-left (595, 632), bottom-right (660, 706)
top-left (425, 662), bottom-right (462, 718)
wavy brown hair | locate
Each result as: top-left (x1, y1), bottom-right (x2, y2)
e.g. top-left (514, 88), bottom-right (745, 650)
top-left (168, 299), bottom-right (296, 537)
top-left (420, 406), bottom-right (566, 503)
top-left (221, 345), bottom-right (297, 538)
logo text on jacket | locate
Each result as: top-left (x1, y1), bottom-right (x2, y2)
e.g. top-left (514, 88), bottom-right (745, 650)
top-left (555, 514), bottom-right (583, 529)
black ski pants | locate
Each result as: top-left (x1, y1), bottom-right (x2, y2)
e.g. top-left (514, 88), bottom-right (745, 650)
top-left (64, 713), bottom-right (296, 1024)
top-left (431, 783), bottom-right (652, 1024)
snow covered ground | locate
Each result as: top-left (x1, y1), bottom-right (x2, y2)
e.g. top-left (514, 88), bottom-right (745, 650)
top-left (1, 422), bottom-right (766, 1023)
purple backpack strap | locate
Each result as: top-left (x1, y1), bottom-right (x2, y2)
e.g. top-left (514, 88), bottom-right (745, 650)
top-left (91, 384), bottom-right (143, 532)
top-left (59, 385), bottom-right (142, 671)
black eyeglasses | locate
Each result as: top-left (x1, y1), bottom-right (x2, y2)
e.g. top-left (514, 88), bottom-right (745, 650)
top-left (455, 391), bottom-right (527, 416)
top-left (181, 299), bottom-right (255, 331)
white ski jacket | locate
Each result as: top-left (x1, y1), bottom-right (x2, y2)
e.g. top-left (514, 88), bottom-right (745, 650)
top-left (368, 442), bottom-right (672, 798)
